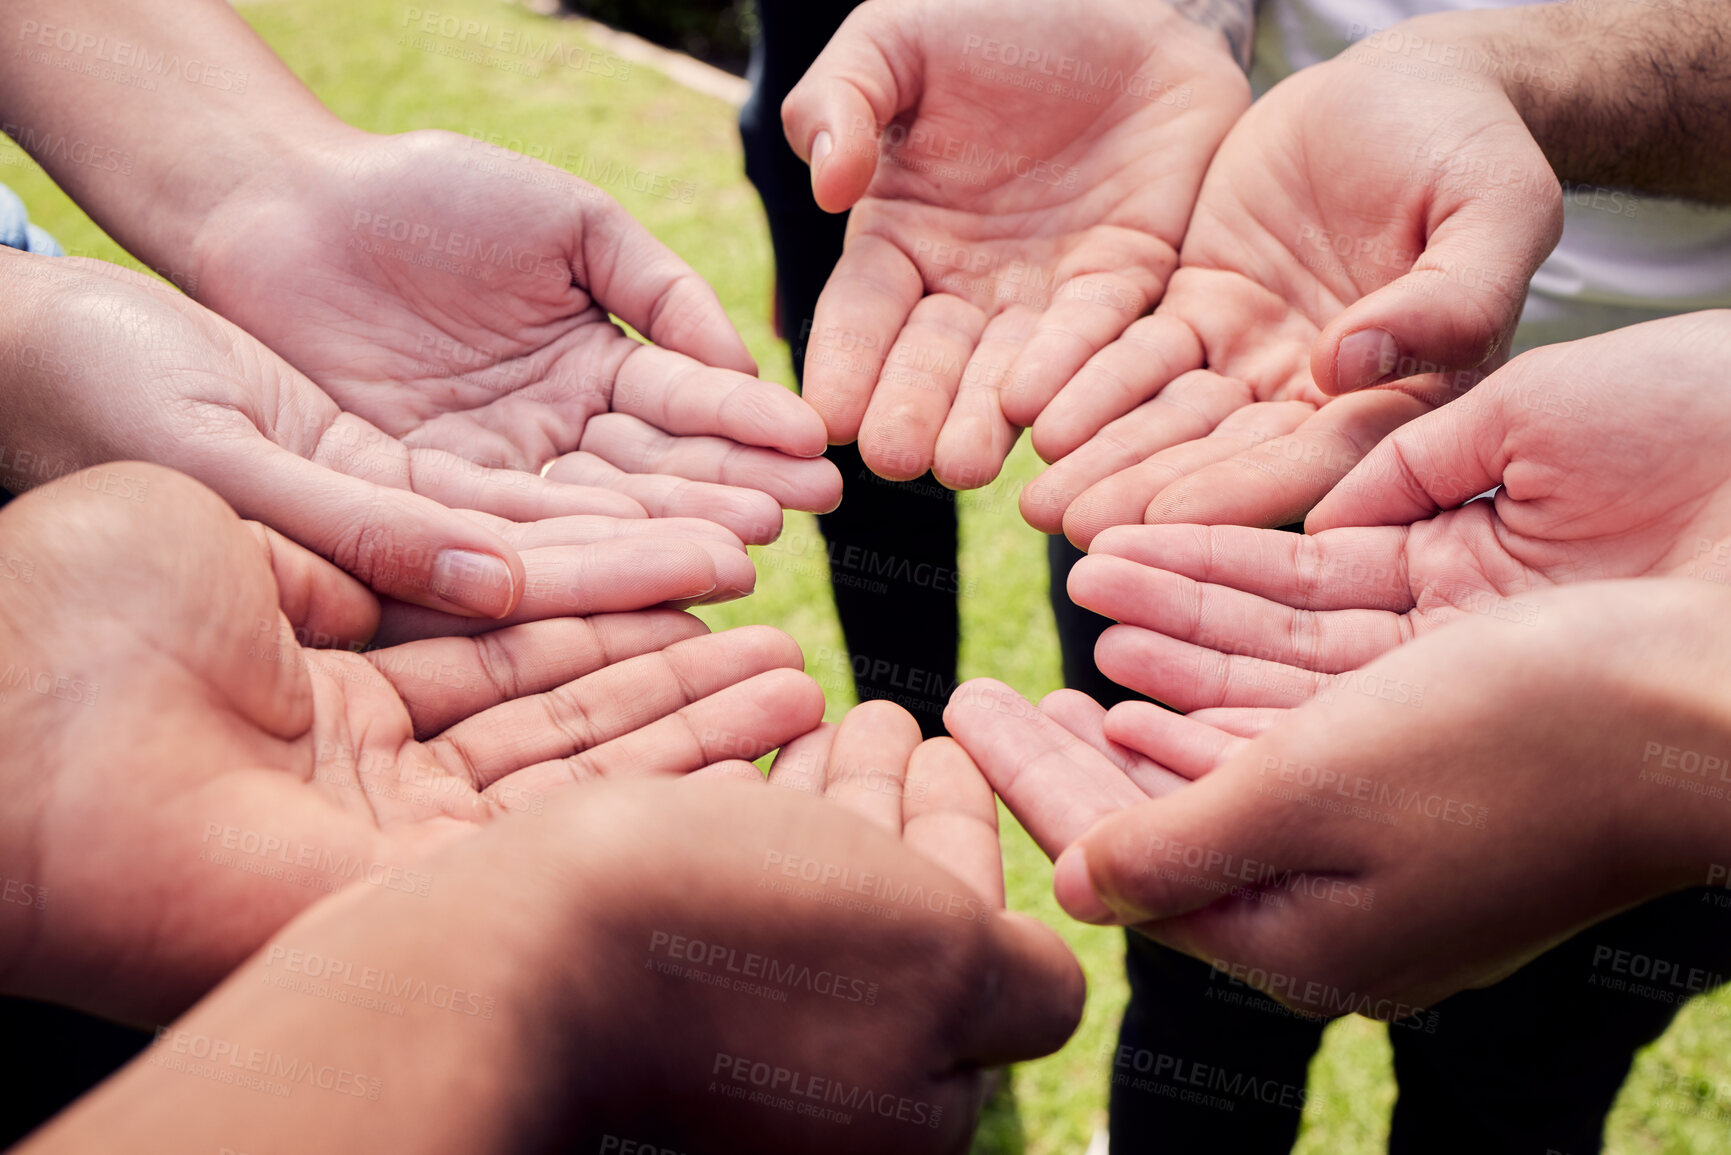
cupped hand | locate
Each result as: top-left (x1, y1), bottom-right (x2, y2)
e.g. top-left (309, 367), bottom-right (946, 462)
top-left (783, 0), bottom-right (1249, 487)
top-left (1042, 580), bottom-right (1731, 1013)
top-left (27, 740), bottom-right (1086, 1155)
top-left (1065, 312), bottom-right (1731, 710)
top-left (0, 464), bottom-right (825, 1023)
top-left (0, 253), bottom-right (761, 620)
top-left (191, 129), bottom-right (842, 543)
top-left (1024, 18), bottom-right (1563, 542)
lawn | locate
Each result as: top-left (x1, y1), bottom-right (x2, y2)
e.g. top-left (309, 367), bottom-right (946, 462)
top-left (6, 0), bottom-right (1731, 1149)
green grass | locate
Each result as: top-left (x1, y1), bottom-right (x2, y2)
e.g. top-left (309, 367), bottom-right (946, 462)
top-left (7, 0), bottom-right (1731, 1148)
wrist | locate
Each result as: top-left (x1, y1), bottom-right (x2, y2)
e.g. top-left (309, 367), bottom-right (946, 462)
top-left (1591, 580), bottom-right (1731, 891)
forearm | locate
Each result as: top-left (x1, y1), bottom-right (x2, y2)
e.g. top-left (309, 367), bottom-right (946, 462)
top-left (18, 863), bottom-right (590, 1155)
top-left (0, 0), bottom-right (357, 276)
top-left (1388, 3), bottom-right (1731, 201)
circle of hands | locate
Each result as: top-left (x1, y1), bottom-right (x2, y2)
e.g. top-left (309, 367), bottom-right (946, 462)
top-left (10, 1), bottom-right (1731, 1150)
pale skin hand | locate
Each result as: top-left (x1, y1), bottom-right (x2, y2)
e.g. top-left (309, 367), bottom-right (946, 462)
top-left (0, 464), bottom-right (826, 1024)
top-left (1063, 312), bottom-right (1731, 710)
top-left (1023, 22), bottom-right (1563, 544)
top-left (1029, 582), bottom-right (1731, 1014)
top-left (19, 768), bottom-right (1084, 1154)
top-left (0, 0), bottom-right (842, 545)
top-left (783, 0), bottom-right (1250, 488)
top-left (0, 251), bottom-right (768, 625)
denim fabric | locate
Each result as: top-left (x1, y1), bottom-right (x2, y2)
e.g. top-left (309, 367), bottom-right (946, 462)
top-left (0, 183), bottom-right (63, 255)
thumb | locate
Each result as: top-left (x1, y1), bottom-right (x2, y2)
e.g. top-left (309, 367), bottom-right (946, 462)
top-left (781, 3), bottom-right (918, 214)
top-left (1305, 376), bottom-right (1513, 532)
top-left (213, 435), bottom-right (526, 619)
top-left (1312, 161), bottom-right (1562, 397)
top-left (1055, 764), bottom-right (1302, 928)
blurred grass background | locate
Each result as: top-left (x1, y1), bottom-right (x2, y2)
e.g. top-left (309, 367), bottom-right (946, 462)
top-left (6, 0), bottom-right (1731, 1149)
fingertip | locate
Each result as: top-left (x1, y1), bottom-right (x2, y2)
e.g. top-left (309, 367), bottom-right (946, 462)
top-left (1053, 844), bottom-right (1118, 925)
top-left (1323, 328), bottom-right (1401, 395)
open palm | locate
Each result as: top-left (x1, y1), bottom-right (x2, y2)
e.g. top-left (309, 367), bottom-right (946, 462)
top-left (193, 130), bottom-right (842, 544)
top-left (784, 0), bottom-right (1249, 487)
top-left (1065, 313), bottom-right (1731, 712)
top-left (1, 465), bottom-right (824, 1024)
top-left (1026, 40), bottom-right (1562, 542)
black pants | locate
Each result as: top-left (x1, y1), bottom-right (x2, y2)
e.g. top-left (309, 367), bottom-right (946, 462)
top-left (741, 0), bottom-right (959, 740)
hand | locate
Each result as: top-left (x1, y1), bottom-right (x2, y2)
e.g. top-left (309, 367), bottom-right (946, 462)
top-left (0, 464), bottom-right (825, 1023)
top-left (23, 775), bottom-right (1084, 1155)
top-left (192, 129), bottom-right (843, 544)
top-left (1032, 581), bottom-right (1731, 1013)
top-left (1063, 312), bottom-right (1731, 710)
top-left (783, 0), bottom-right (1250, 487)
top-left (0, 253), bottom-right (757, 621)
top-left (1024, 15), bottom-right (1563, 543)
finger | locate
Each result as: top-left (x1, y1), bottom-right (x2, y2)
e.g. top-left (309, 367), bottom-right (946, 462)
top-left (766, 723), bottom-right (839, 798)
top-left (1144, 391), bottom-right (1432, 529)
top-left (1185, 707), bottom-right (1291, 739)
top-left (578, 412), bottom-right (844, 514)
top-left (405, 447), bottom-right (648, 521)
top-left (943, 679), bottom-right (1146, 860)
top-left (1308, 386), bottom-right (1511, 533)
top-left (804, 236), bottom-right (924, 444)
top-left (932, 308), bottom-right (1035, 490)
top-left (489, 668), bottom-right (827, 799)
top-left (1019, 370), bottom-right (1253, 535)
top-left (579, 197), bottom-right (758, 376)
top-left (611, 344), bottom-right (827, 458)
top-left (370, 610), bottom-right (709, 737)
top-left (688, 760), bottom-right (767, 784)
top-left (821, 700), bottom-right (923, 832)
top-left (1088, 523), bottom-right (1418, 612)
top-left (1031, 313), bottom-right (1205, 464)
top-left (542, 452), bottom-right (787, 545)
top-left (1067, 553), bottom-right (1409, 673)
top-left (370, 537), bottom-right (744, 645)
top-left (781, 2), bottom-right (907, 212)
top-left (858, 294), bottom-right (983, 481)
top-left (1101, 702), bottom-right (1248, 781)
top-left (245, 522), bottom-right (380, 650)
top-left (1038, 689), bottom-right (1186, 796)
top-left (903, 738), bottom-right (1005, 907)
top-left (1314, 150), bottom-right (1561, 395)
top-left (1001, 268), bottom-right (1163, 430)
top-left (1062, 754), bottom-right (1327, 928)
top-left (953, 911), bottom-right (1086, 1067)
top-left (1095, 625), bottom-right (1328, 711)
top-left (1061, 401), bottom-right (1313, 547)
top-left (219, 432), bottom-right (525, 619)
top-left (434, 625), bottom-right (805, 787)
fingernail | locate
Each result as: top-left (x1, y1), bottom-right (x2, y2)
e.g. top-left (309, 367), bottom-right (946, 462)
top-left (1336, 328), bottom-right (1400, 392)
top-left (1053, 845), bottom-right (1118, 925)
top-left (431, 549), bottom-right (516, 619)
top-left (810, 130), bottom-right (833, 175)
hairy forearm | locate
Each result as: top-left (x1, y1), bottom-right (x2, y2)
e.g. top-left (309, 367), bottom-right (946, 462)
top-left (0, 0), bottom-right (355, 278)
top-left (1398, 2), bottom-right (1731, 201)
